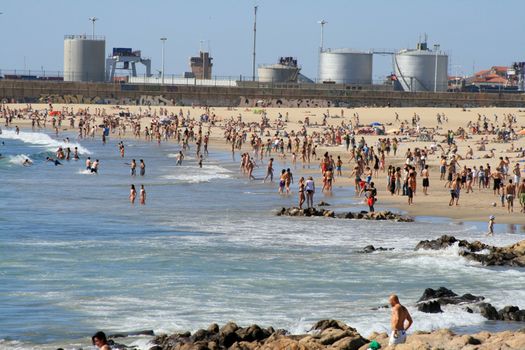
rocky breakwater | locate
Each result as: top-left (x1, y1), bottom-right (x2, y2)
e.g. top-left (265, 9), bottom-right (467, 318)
top-left (277, 207), bottom-right (413, 222)
top-left (367, 328), bottom-right (525, 350)
top-left (151, 319), bottom-right (369, 350)
top-left (415, 235), bottom-right (525, 267)
top-left (414, 287), bottom-right (525, 323)
top-left (147, 318), bottom-right (525, 350)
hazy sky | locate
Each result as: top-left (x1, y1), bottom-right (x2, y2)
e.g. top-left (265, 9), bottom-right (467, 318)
top-left (1, 0), bottom-right (523, 81)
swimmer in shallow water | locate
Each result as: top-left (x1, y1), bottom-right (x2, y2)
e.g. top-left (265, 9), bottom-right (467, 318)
top-left (23, 158), bottom-right (33, 166)
top-left (46, 157), bottom-right (62, 166)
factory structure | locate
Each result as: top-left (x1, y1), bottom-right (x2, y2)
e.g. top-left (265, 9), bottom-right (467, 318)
top-left (2, 31), bottom-right (508, 94)
top-left (319, 49), bottom-right (373, 85)
top-left (63, 35), bottom-right (106, 82)
top-left (393, 41), bottom-right (448, 92)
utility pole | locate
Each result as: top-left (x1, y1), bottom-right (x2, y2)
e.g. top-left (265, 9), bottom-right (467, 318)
top-left (433, 44), bottom-right (440, 92)
top-left (88, 17), bottom-right (99, 38)
top-left (252, 5), bottom-right (258, 81)
top-left (317, 20), bottom-right (327, 83)
top-left (160, 37), bottom-right (167, 85)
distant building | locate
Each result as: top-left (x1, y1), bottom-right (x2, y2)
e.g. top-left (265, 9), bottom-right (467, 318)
top-left (190, 51), bottom-right (213, 79)
top-left (469, 66), bottom-right (511, 85)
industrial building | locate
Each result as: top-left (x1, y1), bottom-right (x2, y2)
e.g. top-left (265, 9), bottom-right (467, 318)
top-left (189, 51), bottom-right (213, 79)
top-left (258, 57), bottom-right (300, 83)
top-left (319, 49), bottom-right (373, 85)
top-left (63, 35), bottom-right (106, 82)
top-left (393, 41), bottom-right (448, 92)
top-left (105, 48), bottom-right (152, 82)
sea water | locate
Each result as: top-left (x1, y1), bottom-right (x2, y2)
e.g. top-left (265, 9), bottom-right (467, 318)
top-left (0, 129), bottom-right (524, 349)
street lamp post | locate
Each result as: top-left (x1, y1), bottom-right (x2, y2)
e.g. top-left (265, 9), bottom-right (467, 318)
top-left (88, 17), bottom-right (99, 38)
top-left (252, 6), bottom-right (258, 82)
top-left (433, 44), bottom-right (440, 92)
top-left (317, 20), bottom-right (327, 83)
top-left (160, 37), bottom-right (167, 85)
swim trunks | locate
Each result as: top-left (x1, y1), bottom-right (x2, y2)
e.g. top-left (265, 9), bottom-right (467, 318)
top-left (389, 330), bottom-right (407, 345)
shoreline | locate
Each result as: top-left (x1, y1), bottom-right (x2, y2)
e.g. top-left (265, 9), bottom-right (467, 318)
top-left (2, 103), bottom-right (524, 226)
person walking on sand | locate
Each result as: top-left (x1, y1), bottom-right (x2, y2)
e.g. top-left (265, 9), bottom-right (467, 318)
top-left (504, 179), bottom-right (515, 213)
top-left (519, 179), bottom-right (525, 213)
top-left (487, 215), bottom-right (495, 236)
top-left (92, 331), bottom-right (111, 350)
top-left (388, 294), bottom-right (413, 347)
top-left (305, 176), bottom-right (315, 209)
top-left (130, 184), bottom-right (136, 204)
top-left (140, 185), bottom-right (146, 205)
top-left (422, 165), bottom-right (430, 195)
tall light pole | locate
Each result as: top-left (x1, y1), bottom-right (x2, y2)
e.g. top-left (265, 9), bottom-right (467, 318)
top-left (252, 5), bottom-right (258, 81)
top-left (88, 17), bottom-right (98, 38)
top-left (317, 20), bottom-right (327, 83)
top-left (433, 44), bottom-right (440, 92)
top-left (160, 37), bottom-right (167, 85)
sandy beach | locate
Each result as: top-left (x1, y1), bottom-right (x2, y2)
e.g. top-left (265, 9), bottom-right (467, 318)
top-left (4, 103), bottom-right (524, 225)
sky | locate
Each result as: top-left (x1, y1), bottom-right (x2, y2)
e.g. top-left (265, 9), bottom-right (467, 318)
top-left (1, 0), bottom-right (524, 81)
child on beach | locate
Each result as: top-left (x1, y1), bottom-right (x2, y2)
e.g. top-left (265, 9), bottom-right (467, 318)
top-left (487, 215), bottom-right (495, 236)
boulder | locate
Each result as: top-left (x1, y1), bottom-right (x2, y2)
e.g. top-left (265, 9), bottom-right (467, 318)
top-left (358, 245), bottom-right (393, 254)
top-left (317, 201), bottom-right (331, 206)
top-left (417, 300), bottom-right (443, 313)
top-left (479, 302), bottom-right (499, 320)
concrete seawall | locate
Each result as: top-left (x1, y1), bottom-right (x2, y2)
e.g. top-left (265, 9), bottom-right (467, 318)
top-left (1, 80), bottom-right (524, 107)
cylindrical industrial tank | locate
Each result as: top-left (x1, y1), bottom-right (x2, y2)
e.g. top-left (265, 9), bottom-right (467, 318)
top-left (64, 35), bottom-right (106, 82)
top-left (394, 49), bottom-right (448, 92)
top-left (319, 49), bottom-right (373, 84)
top-left (258, 64), bottom-right (300, 83)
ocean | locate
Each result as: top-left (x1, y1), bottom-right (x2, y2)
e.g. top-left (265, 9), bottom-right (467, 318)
top-left (1, 129), bottom-right (524, 349)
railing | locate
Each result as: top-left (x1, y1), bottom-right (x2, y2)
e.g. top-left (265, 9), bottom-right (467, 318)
top-left (64, 34), bottom-right (105, 40)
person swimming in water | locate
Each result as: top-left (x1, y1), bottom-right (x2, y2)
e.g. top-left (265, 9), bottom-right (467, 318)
top-left (46, 157), bottom-right (62, 166)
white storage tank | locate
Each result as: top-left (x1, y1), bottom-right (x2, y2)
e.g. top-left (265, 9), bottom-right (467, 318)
top-left (258, 64), bottom-right (300, 83)
top-left (64, 35), bottom-right (106, 82)
top-left (394, 43), bottom-right (448, 92)
top-left (319, 49), bottom-right (373, 84)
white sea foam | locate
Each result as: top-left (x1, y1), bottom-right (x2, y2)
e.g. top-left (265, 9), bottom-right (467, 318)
top-left (161, 164), bottom-right (232, 183)
top-left (0, 129), bottom-right (91, 154)
top-left (7, 154), bottom-right (32, 165)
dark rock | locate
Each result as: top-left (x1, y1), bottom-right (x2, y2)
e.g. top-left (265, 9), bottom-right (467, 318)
top-left (219, 322), bottom-right (239, 348)
top-left (310, 319), bottom-right (354, 332)
top-left (317, 201), bottom-right (331, 206)
top-left (466, 336), bottom-right (482, 345)
top-left (417, 300), bottom-right (443, 313)
top-left (415, 235), bottom-right (458, 251)
top-left (109, 330), bottom-right (155, 338)
top-left (417, 236), bottom-right (525, 267)
top-left (417, 287), bottom-right (484, 306)
top-left (207, 323), bottom-right (219, 334)
top-left (418, 287), bottom-right (457, 302)
top-left (358, 245), bottom-right (394, 254)
top-left (276, 208), bottom-right (413, 222)
top-left (479, 302), bottom-right (499, 320)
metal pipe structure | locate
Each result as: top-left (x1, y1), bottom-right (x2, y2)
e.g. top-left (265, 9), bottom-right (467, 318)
top-left (433, 44), bottom-right (440, 92)
top-left (88, 17), bottom-right (98, 39)
top-left (252, 5), bottom-right (258, 81)
top-left (160, 37), bottom-right (167, 85)
top-left (317, 20), bottom-right (327, 83)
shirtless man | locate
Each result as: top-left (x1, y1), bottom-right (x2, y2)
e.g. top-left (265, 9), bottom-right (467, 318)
top-left (504, 180), bottom-right (516, 213)
top-left (389, 294), bottom-right (413, 347)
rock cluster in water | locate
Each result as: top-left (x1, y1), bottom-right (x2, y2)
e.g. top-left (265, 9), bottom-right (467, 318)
top-left (415, 287), bottom-right (525, 322)
top-left (277, 207), bottom-right (414, 222)
top-left (415, 235), bottom-right (525, 267)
